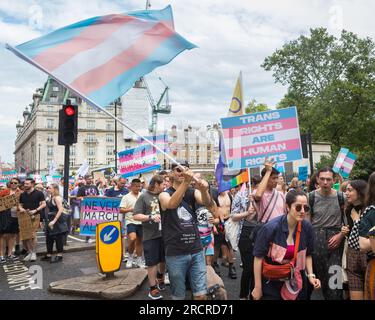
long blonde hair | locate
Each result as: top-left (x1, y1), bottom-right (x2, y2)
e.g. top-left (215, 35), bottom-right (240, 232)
top-left (48, 183), bottom-right (61, 197)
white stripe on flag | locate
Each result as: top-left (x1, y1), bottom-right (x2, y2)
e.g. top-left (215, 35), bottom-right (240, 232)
top-left (53, 19), bottom-right (158, 84)
top-left (224, 128), bottom-right (300, 149)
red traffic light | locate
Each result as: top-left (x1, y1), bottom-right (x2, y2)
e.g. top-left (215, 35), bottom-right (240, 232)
top-left (64, 105), bottom-right (76, 116)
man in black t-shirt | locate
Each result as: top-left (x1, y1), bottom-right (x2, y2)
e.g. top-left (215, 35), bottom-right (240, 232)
top-left (159, 160), bottom-right (217, 300)
top-left (77, 175), bottom-right (100, 198)
top-left (18, 178), bottom-right (46, 262)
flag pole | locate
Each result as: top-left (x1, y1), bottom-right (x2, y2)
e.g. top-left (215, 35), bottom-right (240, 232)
top-left (6, 44), bottom-right (181, 169)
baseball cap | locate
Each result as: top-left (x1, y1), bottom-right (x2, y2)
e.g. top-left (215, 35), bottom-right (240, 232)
top-left (171, 159), bottom-right (190, 170)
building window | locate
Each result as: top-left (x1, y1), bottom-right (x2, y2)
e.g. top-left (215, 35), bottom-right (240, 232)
top-left (49, 95), bottom-right (58, 103)
top-left (106, 134), bottom-right (114, 143)
top-left (46, 119), bottom-right (54, 129)
top-left (106, 158), bottom-right (114, 165)
top-left (47, 106), bottom-right (54, 113)
top-left (47, 146), bottom-right (54, 157)
top-left (52, 86), bottom-right (59, 92)
top-left (69, 159), bottom-right (75, 167)
top-left (69, 97), bottom-right (77, 104)
top-left (47, 133), bottom-right (54, 142)
top-left (125, 145), bottom-right (132, 150)
top-left (47, 159), bottom-right (53, 167)
top-left (87, 106), bottom-right (95, 114)
top-left (87, 133), bottom-right (96, 142)
top-left (106, 121), bottom-right (114, 130)
top-left (190, 145), bottom-right (194, 151)
top-left (106, 147), bottom-right (114, 156)
top-left (87, 146), bottom-right (95, 156)
top-left (88, 158), bottom-right (95, 166)
top-left (87, 120), bottom-right (95, 129)
top-left (190, 157), bottom-right (195, 164)
top-left (70, 145), bottom-right (76, 156)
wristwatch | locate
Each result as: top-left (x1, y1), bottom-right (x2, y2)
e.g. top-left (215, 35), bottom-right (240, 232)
top-left (307, 273), bottom-right (316, 279)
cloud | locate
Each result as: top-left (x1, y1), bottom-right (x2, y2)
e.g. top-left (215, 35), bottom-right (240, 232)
top-left (1, 0), bottom-right (375, 163)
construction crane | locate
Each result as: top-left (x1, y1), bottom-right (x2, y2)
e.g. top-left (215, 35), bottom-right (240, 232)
top-left (142, 77), bottom-right (171, 135)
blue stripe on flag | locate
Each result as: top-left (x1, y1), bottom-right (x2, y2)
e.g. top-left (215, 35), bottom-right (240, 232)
top-left (221, 107), bottom-right (297, 129)
top-left (87, 34), bottom-right (196, 107)
top-left (128, 5), bottom-right (174, 27)
top-left (121, 165), bottom-right (161, 178)
top-left (16, 16), bottom-right (103, 59)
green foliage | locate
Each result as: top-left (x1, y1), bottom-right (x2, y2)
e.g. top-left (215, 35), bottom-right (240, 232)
top-left (245, 99), bottom-right (270, 114)
top-left (263, 28), bottom-right (375, 154)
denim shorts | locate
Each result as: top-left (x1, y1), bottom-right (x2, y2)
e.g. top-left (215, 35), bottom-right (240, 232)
top-left (165, 251), bottom-right (207, 300)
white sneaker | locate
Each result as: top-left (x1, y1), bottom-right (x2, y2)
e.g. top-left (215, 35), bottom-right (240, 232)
top-left (30, 253), bottom-right (37, 262)
top-left (23, 253), bottom-right (32, 262)
top-left (125, 257), bottom-right (133, 269)
top-left (136, 257), bottom-right (146, 269)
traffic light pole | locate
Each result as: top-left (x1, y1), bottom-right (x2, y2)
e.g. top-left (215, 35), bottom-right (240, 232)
top-left (63, 144), bottom-right (70, 201)
top-left (308, 130), bottom-right (314, 176)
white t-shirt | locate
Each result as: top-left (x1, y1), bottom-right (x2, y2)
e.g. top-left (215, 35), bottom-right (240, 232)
top-left (120, 192), bottom-right (142, 226)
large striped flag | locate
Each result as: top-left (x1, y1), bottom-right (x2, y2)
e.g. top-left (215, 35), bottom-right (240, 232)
top-left (6, 5), bottom-right (196, 108)
top-left (118, 144), bottom-right (161, 178)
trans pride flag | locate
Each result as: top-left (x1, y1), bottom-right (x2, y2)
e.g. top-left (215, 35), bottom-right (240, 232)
top-left (333, 148), bottom-right (357, 178)
top-left (7, 5), bottom-right (196, 108)
top-left (118, 144), bottom-right (161, 178)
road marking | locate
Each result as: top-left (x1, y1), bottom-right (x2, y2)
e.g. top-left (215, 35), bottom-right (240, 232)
top-left (2, 261), bottom-right (42, 291)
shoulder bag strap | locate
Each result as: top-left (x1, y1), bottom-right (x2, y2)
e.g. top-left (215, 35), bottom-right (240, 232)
top-left (263, 191), bottom-right (280, 224)
top-left (292, 222), bottom-right (302, 264)
top-left (258, 189), bottom-right (276, 222)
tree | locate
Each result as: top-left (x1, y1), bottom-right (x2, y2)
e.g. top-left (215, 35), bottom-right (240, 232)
top-left (245, 99), bottom-right (270, 114)
top-left (262, 28), bottom-right (375, 154)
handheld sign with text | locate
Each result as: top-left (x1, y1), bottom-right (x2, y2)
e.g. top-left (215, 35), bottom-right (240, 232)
top-left (298, 166), bottom-right (308, 181)
top-left (96, 221), bottom-right (122, 274)
top-left (80, 197), bottom-right (122, 237)
top-left (220, 107), bottom-right (303, 170)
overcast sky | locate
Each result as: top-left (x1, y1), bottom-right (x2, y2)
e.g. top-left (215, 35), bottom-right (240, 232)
top-left (1, 0), bottom-right (375, 163)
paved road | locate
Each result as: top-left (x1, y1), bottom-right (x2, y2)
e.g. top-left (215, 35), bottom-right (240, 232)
top-left (0, 249), bottom-right (323, 300)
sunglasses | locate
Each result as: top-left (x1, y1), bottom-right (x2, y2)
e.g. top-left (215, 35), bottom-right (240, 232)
top-left (10, 182), bottom-right (19, 185)
top-left (294, 204), bottom-right (310, 213)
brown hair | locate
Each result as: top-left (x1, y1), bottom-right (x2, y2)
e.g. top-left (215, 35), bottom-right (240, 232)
top-left (147, 175), bottom-right (164, 191)
top-left (365, 172), bottom-right (375, 207)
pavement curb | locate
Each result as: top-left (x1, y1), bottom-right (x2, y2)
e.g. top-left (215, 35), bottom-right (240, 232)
top-left (48, 268), bottom-right (148, 299)
top-left (37, 244), bottom-right (96, 256)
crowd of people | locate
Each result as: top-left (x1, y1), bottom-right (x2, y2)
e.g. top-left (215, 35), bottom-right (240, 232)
top-left (1, 159), bottom-right (375, 301)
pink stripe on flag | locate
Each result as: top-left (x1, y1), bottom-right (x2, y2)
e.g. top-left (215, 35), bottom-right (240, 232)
top-left (119, 150), bottom-right (157, 163)
top-left (71, 22), bottom-right (174, 95)
top-left (34, 15), bottom-right (137, 71)
top-left (222, 118), bottom-right (298, 138)
top-left (228, 139), bottom-right (301, 158)
top-left (344, 157), bottom-right (355, 165)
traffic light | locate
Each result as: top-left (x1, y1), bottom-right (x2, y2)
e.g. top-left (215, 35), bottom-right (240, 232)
top-left (58, 100), bottom-right (78, 145)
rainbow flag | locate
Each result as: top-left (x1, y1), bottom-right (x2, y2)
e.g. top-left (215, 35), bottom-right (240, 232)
top-left (215, 134), bottom-right (248, 192)
top-left (7, 5), bottom-right (196, 108)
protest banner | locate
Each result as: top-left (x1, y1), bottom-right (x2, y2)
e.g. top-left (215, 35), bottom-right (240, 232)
top-left (0, 194), bottom-right (19, 212)
top-left (80, 197), bottom-right (122, 237)
top-left (118, 144), bottom-right (161, 178)
top-left (220, 107), bottom-right (303, 170)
